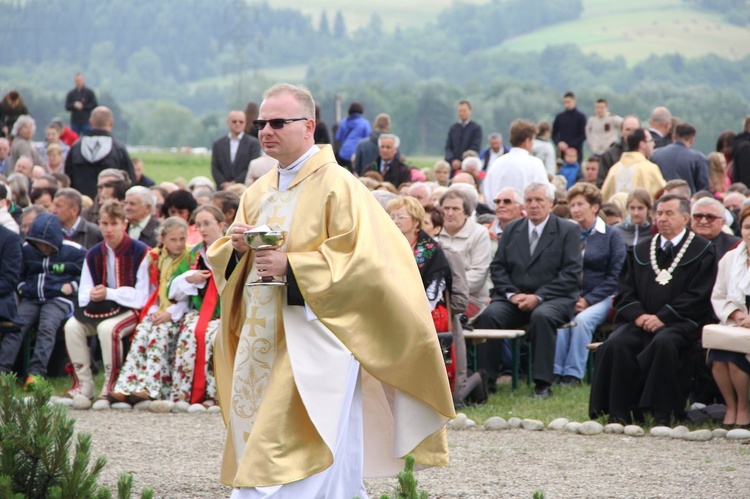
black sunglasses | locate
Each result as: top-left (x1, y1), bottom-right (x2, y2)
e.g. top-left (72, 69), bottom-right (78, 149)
top-left (493, 198), bottom-right (515, 205)
top-left (692, 213), bottom-right (722, 222)
top-left (253, 118), bottom-right (308, 130)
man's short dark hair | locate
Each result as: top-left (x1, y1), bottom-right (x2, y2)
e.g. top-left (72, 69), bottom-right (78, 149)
top-left (564, 91), bottom-right (575, 99)
top-left (664, 179), bottom-right (691, 199)
top-left (104, 179), bottom-right (130, 202)
top-left (30, 187), bottom-right (57, 204)
top-left (509, 119), bottom-right (537, 147)
top-left (626, 128), bottom-right (647, 152)
top-left (212, 190), bottom-right (240, 214)
top-left (595, 98), bottom-right (607, 105)
top-left (656, 193), bottom-right (691, 215)
top-left (586, 155), bottom-right (601, 164)
top-left (348, 102), bottom-right (363, 115)
top-left (458, 100), bottom-right (472, 109)
top-left (674, 123), bottom-right (697, 141)
top-left (0, 184), bottom-right (7, 201)
top-left (161, 189), bottom-right (198, 219)
top-left (536, 121), bottom-right (551, 135)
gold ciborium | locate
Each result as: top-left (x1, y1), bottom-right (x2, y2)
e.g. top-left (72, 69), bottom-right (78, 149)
top-left (244, 225), bottom-right (288, 287)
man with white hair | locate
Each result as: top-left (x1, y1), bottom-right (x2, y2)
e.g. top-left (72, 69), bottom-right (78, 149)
top-left (648, 106), bottom-right (673, 149)
top-left (461, 156), bottom-right (482, 178)
top-left (482, 119), bottom-right (549, 209)
top-left (690, 197), bottom-right (740, 259)
top-left (480, 132), bottom-right (509, 171)
top-left (64, 106), bottom-right (135, 199)
top-left (124, 186), bottom-right (160, 248)
top-left (353, 113), bottom-right (392, 176)
top-left (474, 182), bottom-right (581, 399)
top-left (363, 133), bottom-right (411, 187)
top-left (491, 187), bottom-right (525, 238)
top-left (408, 182), bottom-right (432, 208)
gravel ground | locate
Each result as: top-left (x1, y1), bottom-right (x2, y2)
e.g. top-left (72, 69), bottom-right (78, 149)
top-left (70, 410), bottom-right (750, 498)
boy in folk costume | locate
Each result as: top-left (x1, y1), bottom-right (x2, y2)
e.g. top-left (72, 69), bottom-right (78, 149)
top-left (64, 200), bottom-right (150, 401)
top-left (109, 217), bottom-right (192, 404)
top-left (170, 205), bottom-right (226, 405)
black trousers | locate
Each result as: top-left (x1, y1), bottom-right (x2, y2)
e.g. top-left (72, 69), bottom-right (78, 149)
top-left (589, 323), bottom-right (696, 423)
top-left (474, 298), bottom-right (573, 385)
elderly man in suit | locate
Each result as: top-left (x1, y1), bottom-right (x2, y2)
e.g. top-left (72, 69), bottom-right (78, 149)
top-left (211, 110), bottom-right (262, 190)
top-left (474, 181), bottom-right (581, 398)
top-left (124, 186), bottom-right (160, 248)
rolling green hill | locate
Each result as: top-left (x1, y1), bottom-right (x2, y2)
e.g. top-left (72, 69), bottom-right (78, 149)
top-left (497, 0), bottom-right (750, 62)
top-left (274, 0), bottom-right (749, 63)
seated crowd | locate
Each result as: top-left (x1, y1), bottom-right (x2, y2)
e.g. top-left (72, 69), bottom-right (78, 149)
top-left (0, 100), bottom-right (749, 429)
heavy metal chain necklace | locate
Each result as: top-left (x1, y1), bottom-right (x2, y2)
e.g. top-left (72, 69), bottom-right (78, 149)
top-left (649, 231), bottom-right (694, 286)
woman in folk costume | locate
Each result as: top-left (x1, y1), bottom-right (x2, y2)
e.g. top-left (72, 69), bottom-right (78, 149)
top-left (170, 205), bottom-right (226, 405)
top-left (109, 216), bottom-right (192, 404)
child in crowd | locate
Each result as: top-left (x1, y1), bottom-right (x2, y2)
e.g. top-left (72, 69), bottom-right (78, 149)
top-left (558, 147), bottom-right (583, 188)
top-left (169, 205), bottom-right (225, 405)
top-left (109, 216), bottom-right (192, 404)
top-left (0, 214), bottom-right (85, 383)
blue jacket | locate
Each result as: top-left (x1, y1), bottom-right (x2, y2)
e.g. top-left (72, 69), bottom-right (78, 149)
top-left (18, 213), bottom-right (86, 314)
top-left (559, 162), bottom-right (583, 189)
top-left (651, 141), bottom-right (710, 194)
top-left (0, 225), bottom-right (22, 324)
top-left (581, 217), bottom-right (626, 306)
top-left (335, 113), bottom-right (371, 162)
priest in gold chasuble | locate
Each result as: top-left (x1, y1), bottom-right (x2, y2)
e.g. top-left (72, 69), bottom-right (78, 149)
top-left (207, 84), bottom-right (454, 497)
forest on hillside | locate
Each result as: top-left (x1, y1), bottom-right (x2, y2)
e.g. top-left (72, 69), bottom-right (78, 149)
top-left (1, 0), bottom-right (748, 154)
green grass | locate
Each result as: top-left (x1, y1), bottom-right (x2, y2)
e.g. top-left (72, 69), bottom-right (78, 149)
top-left (495, 0), bottom-right (750, 63)
top-left (460, 381), bottom-right (725, 432)
top-left (135, 151), bottom-right (442, 185)
top-left (136, 151), bottom-right (212, 184)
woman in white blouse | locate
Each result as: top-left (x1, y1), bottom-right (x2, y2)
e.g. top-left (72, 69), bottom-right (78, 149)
top-left (710, 206), bottom-right (750, 427)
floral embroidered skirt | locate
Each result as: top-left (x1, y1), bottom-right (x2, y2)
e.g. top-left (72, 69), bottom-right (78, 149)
top-left (113, 316), bottom-right (180, 400)
top-left (170, 310), bottom-right (220, 403)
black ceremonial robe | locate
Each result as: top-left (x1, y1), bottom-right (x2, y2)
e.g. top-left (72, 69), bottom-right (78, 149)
top-left (589, 231), bottom-right (716, 423)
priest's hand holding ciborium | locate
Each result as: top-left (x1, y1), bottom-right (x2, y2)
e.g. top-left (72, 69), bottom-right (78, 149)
top-left (244, 224), bottom-right (288, 286)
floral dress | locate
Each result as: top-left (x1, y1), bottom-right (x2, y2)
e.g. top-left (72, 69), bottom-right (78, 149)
top-left (113, 246), bottom-right (191, 400)
top-left (169, 243), bottom-right (221, 404)
top-left (413, 230), bottom-right (452, 332)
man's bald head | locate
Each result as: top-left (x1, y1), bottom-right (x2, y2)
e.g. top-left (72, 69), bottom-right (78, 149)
top-left (620, 115), bottom-right (641, 141)
top-left (90, 106), bottom-right (114, 131)
top-left (649, 107), bottom-right (672, 135)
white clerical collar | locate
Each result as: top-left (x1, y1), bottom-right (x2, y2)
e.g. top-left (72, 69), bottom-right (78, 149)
top-left (277, 145), bottom-right (320, 191)
top-left (661, 228), bottom-right (686, 249)
top-left (528, 214), bottom-right (550, 237)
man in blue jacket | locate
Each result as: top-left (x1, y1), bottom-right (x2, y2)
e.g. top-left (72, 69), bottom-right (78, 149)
top-left (0, 213), bottom-right (86, 385)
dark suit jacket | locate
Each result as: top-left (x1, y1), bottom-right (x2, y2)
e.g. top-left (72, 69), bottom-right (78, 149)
top-left (211, 134), bottom-right (262, 186)
top-left (489, 215), bottom-right (581, 303)
top-left (445, 121), bottom-right (482, 164)
top-left (71, 218), bottom-right (103, 250)
top-left (365, 157), bottom-right (412, 187)
top-left (0, 225), bottom-right (22, 324)
top-left (710, 231), bottom-right (741, 260)
top-left (129, 216), bottom-right (160, 249)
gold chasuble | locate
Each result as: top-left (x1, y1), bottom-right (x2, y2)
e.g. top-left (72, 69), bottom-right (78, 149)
top-left (207, 145), bottom-right (455, 488)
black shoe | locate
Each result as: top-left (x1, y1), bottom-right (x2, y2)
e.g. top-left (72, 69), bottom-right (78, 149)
top-left (561, 375), bottom-right (582, 387)
top-left (487, 378), bottom-right (498, 394)
top-left (553, 375), bottom-right (562, 385)
top-left (533, 384), bottom-right (552, 399)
